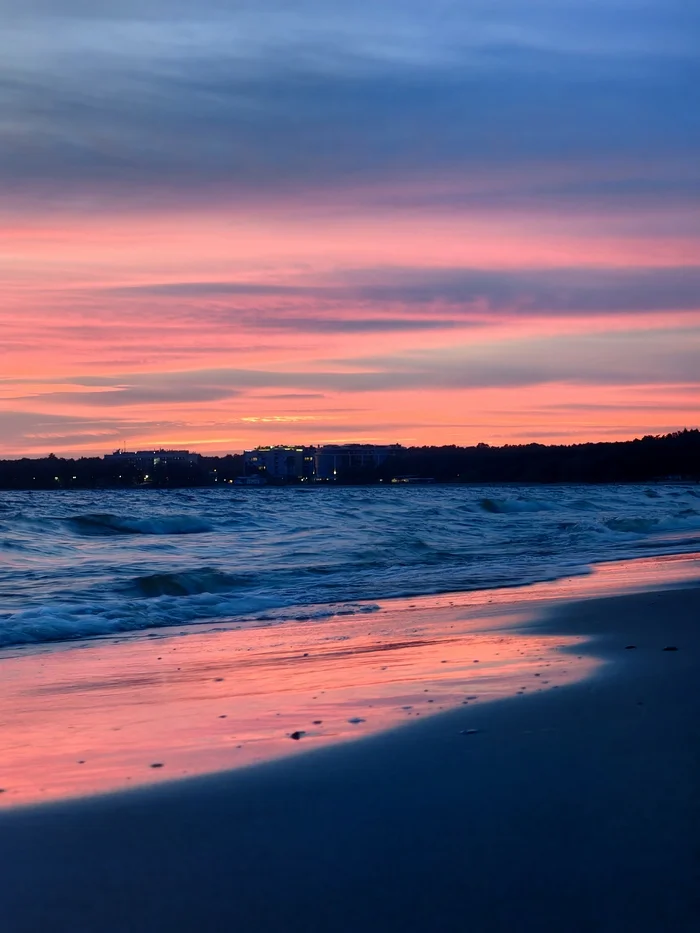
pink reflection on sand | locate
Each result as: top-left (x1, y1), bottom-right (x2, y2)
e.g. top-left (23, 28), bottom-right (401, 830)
top-left (0, 552), bottom-right (698, 807)
top-left (0, 611), bottom-right (591, 806)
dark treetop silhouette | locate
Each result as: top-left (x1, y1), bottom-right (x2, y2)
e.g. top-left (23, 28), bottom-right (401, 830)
top-left (0, 431), bottom-right (697, 489)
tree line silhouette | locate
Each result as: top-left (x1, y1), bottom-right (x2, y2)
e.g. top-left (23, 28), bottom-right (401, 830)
top-left (0, 430), bottom-right (697, 489)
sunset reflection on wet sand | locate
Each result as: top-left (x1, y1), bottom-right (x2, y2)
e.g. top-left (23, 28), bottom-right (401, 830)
top-left (2, 552), bottom-right (698, 807)
top-left (1, 613), bottom-right (591, 806)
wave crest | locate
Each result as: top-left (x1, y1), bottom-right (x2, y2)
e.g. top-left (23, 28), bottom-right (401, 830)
top-left (66, 513), bottom-right (212, 536)
top-left (124, 568), bottom-right (245, 598)
top-left (479, 497), bottom-right (553, 514)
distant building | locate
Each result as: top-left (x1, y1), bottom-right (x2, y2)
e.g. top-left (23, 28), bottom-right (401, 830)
top-left (103, 449), bottom-right (201, 470)
top-left (314, 444), bottom-right (403, 480)
top-left (243, 446), bottom-right (315, 480)
top-left (242, 444), bottom-right (402, 481)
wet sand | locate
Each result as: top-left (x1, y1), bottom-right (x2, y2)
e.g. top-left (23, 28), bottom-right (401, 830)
top-left (1, 553), bottom-right (697, 806)
top-left (1, 574), bottom-right (699, 931)
top-left (0, 593), bottom-right (595, 805)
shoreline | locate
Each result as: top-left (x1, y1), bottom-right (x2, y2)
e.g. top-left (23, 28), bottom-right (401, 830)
top-left (0, 552), bottom-right (698, 808)
top-left (3, 480), bottom-right (700, 654)
top-left (4, 541), bottom-right (700, 658)
top-left (1, 572), bottom-right (699, 929)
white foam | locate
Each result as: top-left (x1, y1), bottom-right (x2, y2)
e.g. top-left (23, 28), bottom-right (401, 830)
top-left (1, 484), bottom-right (700, 649)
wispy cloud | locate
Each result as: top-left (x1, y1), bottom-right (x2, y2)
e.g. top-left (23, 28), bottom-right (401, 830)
top-left (1, 2), bottom-right (697, 210)
top-left (1, 1), bottom-right (697, 453)
top-left (15, 326), bottom-right (697, 407)
top-left (107, 265), bottom-right (700, 315)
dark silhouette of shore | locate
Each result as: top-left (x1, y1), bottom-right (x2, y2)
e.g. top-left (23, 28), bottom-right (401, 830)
top-left (0, 430), bottom-right (697, 489)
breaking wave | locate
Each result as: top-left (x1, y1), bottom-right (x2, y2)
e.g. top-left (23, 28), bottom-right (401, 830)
top-left (65, 513), bottom-right (213, 536)
top-left (479, 496), bottom-right (556, 514)
top-left (0, 597), bottom-right (380, 648)
top-left (0, 483), bottom-right (699, 648)
top-left (123, 568), bottom-right (246, 598)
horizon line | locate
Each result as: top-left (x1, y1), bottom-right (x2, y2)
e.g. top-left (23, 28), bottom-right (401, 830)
top-left (2, 428), bottom-right (698, 461)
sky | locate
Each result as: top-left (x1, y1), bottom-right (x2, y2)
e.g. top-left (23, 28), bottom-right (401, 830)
top-left (1, 1), bottom-right (698, 456)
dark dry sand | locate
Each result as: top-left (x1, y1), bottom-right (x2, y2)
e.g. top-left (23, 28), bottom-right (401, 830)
top-left (1, 585), bottom-right (699, 933)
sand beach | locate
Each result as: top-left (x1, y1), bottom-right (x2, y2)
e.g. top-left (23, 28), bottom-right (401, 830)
top-left (1, 555), bottom-right (698, 932)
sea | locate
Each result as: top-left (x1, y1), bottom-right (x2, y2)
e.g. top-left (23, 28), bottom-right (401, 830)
top-left (2, 483), bottom-right (700, 650)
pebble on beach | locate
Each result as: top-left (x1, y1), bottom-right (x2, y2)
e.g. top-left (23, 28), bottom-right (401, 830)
top-left (290, 731), bottom-right (305, 740)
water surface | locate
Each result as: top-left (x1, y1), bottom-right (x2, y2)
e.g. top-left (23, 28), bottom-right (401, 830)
top-left (2, 484), bottom-right (699, 647)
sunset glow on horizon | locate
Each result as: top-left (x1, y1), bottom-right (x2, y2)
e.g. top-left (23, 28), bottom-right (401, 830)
top-left (2, 1), bottom-right (698, 456)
